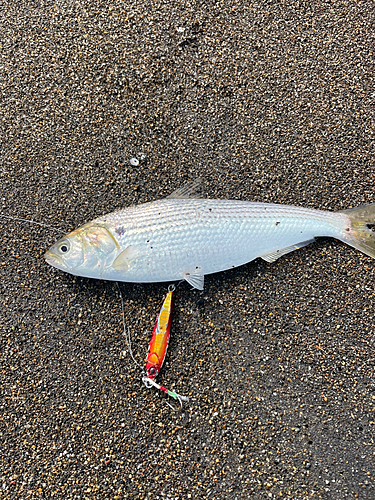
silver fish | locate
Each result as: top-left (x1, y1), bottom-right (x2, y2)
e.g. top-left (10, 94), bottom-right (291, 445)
top-left (45, 181), bottom-right (375, 290)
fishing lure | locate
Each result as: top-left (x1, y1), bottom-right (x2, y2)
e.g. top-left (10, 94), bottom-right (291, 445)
top-left (146, 288), bottom-right (174, 379)
top-left (143, 286), bottom-right (188, 405)
top-left (117, 282), bottom-right (188, 406)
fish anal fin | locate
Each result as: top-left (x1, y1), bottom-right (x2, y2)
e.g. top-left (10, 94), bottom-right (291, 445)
top-left (167, 179), bottom-right (203, 199)
top-left (112, 245), bottom-right (139, 271)
top-left (261, 239), bottom-right (315, 263)
top-left (183, 269), bottom-right (204, 290)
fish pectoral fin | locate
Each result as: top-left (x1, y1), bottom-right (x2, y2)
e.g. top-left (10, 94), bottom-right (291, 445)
top-left (167, 178), bottom-right (203, 199)
top-left (261, 239), bottom-right (315, 263)
top-left (183, 269), bottom-right (204, 290)
top-left (112, 245), bottom-right (139, 271)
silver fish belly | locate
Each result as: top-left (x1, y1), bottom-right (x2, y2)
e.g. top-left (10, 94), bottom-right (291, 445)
top-left (45, 188), bottom-right (375, 290)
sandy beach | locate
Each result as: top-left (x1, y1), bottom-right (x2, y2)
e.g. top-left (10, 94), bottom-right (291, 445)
top-left (1, 1), bottom-right (374, 498)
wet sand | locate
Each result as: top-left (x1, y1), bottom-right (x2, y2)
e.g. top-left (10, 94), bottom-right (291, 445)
top-left (1, 1), bottom-right (374, 498)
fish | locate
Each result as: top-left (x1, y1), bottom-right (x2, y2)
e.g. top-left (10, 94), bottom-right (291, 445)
top-left (45, 180), bottom-right (375, 290)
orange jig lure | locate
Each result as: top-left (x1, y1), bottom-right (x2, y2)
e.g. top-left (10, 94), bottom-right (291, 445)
top-left (146, 289), bottom-right (174, 379)
top-left (117, 281), bottom-right (187, 405)
top-left (143, 287), bottom-right (188, 404)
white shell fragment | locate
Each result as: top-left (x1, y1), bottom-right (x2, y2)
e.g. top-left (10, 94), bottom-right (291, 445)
top-left (129, 158), bottom-right (139, 166)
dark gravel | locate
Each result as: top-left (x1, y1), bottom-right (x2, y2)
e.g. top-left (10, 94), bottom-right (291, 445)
top-left (1, 1), bottom-right (374, 499)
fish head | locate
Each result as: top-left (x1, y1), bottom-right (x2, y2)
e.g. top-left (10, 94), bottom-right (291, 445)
top-left (44, 223), bottom-right (118, 278)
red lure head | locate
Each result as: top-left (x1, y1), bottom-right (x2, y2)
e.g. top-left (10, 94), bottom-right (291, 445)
top-left (146, 353), bottom-right (162, 379)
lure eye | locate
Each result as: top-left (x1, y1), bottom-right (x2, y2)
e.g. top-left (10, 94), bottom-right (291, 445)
top-left (58, 241), bottom-right (70, 254)
top-left (148, 367), bottom-right (157, 376)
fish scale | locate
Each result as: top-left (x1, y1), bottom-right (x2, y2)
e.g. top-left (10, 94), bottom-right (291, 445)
top-left (45, 186), bottom-right (375, 290)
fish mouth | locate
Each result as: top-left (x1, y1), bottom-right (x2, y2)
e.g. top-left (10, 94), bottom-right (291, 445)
top-left (44, 253), bottom-right (70, 273)
top-left (45, 257), bottom-right (57, 267)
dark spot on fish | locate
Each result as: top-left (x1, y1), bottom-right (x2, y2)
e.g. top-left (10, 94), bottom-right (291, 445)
top-left (345, 227), bottom-right (350, 232)
top-left (146, 240), bottom-right (150, 243)
top-left (115, 226), bottom-right (126, 236)
top-left (209, 208), bottom-right (212, 212)
top-left (367, 224), bottom-right (375, 232)
top-left (275, 221), bottom-right (280, 226)
top-left (150, 247), bottom-right (153, 249)
top-left (231, 265), bottom-right (235, 268)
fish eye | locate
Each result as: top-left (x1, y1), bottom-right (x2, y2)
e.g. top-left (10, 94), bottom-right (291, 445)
top-left (58, 241), bottom-right (70, 254)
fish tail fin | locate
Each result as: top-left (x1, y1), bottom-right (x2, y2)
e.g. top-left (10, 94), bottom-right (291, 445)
top-left (338, 203), bottom-right (375, 259)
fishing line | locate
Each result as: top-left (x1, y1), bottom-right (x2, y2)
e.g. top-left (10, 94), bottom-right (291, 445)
top-left (0, 214), bottom-right (62, 233)
top-left (116, 282), bottom-right (143, 371)
top-left (142, 376), bottom-right (188, 403)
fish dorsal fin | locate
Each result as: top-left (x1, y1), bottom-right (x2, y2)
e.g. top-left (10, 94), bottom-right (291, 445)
top-left (167, 178), bottom-right (203, 199)
top-left (183, 269), bottom-right (204, 290)
top-left (112, 245), bottom-right (139, 271)
top-left (261, 239), bottom-right (315, 263)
